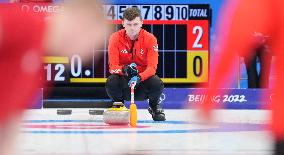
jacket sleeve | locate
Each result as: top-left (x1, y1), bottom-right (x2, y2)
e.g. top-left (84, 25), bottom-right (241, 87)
top-left (108, 34), bottom-right (123, 75)
top-left (139, 35), bottom-right (159, 81)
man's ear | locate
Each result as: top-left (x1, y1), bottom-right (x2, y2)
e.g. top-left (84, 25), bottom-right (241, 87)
top-left (122, 20), bottom-right (125, 28)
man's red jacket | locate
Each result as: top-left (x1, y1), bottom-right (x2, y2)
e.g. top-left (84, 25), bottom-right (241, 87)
top-left (108, 29), bottom-right (159, 81)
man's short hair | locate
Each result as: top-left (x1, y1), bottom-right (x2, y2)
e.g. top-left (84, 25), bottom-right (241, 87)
top-left (123, 7), bottom-right (142, 21)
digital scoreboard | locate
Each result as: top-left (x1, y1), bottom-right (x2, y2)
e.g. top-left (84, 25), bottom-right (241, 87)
top-left (43, 4), bottom-right (211, 85)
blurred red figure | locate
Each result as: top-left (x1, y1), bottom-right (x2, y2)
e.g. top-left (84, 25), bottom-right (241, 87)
top-left (0, 4), bottom-right (46, 154)
top-left (201, 0), bottom-right (284, 154)
top-left (10, 0), bottom-right (53, 2)
top-left (0, 2), bottom-right (53, 126)
top-left (243, 32), bottom-right (272, 88)
top-left (0, 1), bottom-right (108, 154)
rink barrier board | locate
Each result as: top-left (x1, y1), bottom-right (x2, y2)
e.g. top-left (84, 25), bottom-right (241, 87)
top-left (31, 88), bottom-right (272, 109)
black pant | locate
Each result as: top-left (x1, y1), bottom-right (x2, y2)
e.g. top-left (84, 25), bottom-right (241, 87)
top-left (244, 45), bottom-right (272, 88)
top-left (105, 74), bottom-right (164, 106)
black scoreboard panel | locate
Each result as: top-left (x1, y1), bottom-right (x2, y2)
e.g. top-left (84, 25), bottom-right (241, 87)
top-left (43, 4), bottom-right (211, 85)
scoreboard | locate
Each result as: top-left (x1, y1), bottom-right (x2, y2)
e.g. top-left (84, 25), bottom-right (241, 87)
top-left (103, 5), bottom-right (209, 20)
top-left (43, 4), bottom-right (211, 85)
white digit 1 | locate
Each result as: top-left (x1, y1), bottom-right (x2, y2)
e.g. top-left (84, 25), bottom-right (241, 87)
top-left (54, 64), bottom-right (65, 81)
top-left (71, 55), bottom-right (82, 77)
top-left (192, 26), bottom-right (203, 48)
top-left (44, 64), bottom-right (51, 81)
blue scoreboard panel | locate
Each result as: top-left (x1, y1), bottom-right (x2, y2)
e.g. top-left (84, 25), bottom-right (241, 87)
top-left (43, 4), bottom-right (211, 85)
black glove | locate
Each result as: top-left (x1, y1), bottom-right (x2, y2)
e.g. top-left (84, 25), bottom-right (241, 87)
top-left (123, 63), bottom-right (138, 78)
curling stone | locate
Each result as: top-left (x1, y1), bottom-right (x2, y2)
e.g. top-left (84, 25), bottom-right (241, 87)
top-left (103, 102), bottom-right (129, 125)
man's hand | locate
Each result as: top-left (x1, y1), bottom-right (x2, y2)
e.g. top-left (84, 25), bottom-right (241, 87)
top-left (128, 76), bottom-right (141, 88)
top-left (123, 63), bottom-right (138, 78)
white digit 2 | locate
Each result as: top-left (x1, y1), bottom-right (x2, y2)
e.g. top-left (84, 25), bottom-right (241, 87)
top-left (55, 64), bottom-right (65, 81)
top-left (193, 26), bottom-right (203, 48)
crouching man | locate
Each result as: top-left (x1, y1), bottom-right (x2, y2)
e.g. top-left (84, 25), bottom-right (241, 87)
top-left (105, 7), bottom-right (165, 121)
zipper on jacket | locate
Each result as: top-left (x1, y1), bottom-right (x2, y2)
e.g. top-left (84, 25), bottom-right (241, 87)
top-left (130, 40), bottom-right (135, 60)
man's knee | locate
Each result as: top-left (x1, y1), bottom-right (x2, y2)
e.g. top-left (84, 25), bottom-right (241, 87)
top-left (105, 74), bottom-right (124, 101)
top-left (106, 74), bottom-right (120, 88)
top-left (146, 75), bottom-right (164, 91)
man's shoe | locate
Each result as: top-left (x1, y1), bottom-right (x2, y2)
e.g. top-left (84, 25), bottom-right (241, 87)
top-left (148, 105), bottom-right (166, 121)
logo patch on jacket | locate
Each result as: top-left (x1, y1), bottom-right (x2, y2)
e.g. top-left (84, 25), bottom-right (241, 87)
top-left (140, 49), bottom-right (144, 55)
top-left (110, 69), bottom-right (122, 74)
top-left (153, 45), bottom-right (158, 52)
top-left (120, 49), bottom-right (128, 53)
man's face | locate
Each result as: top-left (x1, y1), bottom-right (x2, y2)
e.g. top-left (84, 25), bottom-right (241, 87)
top-left (122, 17), bottom-right (143, 37)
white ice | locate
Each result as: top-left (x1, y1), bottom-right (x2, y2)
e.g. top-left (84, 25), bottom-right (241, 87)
top-left (13, 109), bottom-right (273, 155)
